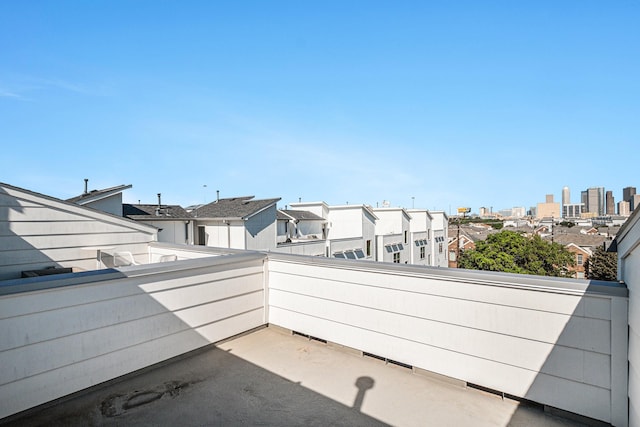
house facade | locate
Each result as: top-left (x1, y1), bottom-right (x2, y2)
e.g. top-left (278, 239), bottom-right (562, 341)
top-left (429, 211), bottom-right (449, 267)
top-left (123, 202), bottom-right (194, 245)
top-left (373, 207), bottom-right (411, 264)
top-left (192, 196), bottom-right (280, 251)
top-left (407, 209), bottom-right (433, 266)
top-left (288, 202), bottom-right (378, 261)
top-left (0, 182), bottom-right (157, 280)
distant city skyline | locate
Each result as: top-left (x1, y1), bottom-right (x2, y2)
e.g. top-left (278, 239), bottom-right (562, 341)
top-left (1, 2), bottom-right (638, 213)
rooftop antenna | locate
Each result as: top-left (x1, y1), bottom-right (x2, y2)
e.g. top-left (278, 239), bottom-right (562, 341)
top-left (84, 178), bottom-right (88, 195)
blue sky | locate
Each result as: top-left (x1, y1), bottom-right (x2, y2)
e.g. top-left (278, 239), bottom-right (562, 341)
top-left (1, 1), bottom-right (638, 214)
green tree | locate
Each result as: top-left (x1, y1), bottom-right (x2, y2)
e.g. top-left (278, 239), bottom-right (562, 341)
top-left (585, 246), bottom-right (618, 281)
top-left (458, 230), bottom-right (575, 277)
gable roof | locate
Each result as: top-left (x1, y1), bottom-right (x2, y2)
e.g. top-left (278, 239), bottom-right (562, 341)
top-left (0, 182), bottom-right (156, 234)
top-left (123, 204), bottom-right (192, 220)
top-left (279, 209), bottom-right (325, 221)
top-left (193, 196), bottom-right (281, 220)
top-left (67, 184), bottom-right (132, 204)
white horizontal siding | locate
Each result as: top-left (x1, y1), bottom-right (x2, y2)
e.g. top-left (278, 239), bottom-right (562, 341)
top-left (267, 256), bottom-right (627, 424)
top-left (0, 254), bottom-right (266, 419)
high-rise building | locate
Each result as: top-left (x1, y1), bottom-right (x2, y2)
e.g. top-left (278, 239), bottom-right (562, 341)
top-left (623, 186), bottom-right (636, 203)
top-left (563, 203), bottom-right (584, 218)
top-left (582, 187), bottom-right (605, 216)
top-left (536, 194), bottom-right (560, 219)
top-left (619, 200), bottom-right (630, 216)
top-left (606, 191), bottom-right (615, 215)
top-left (562, 186), bottom-right (570, 206)
top-left (632, 194), bottom-right (640, 212)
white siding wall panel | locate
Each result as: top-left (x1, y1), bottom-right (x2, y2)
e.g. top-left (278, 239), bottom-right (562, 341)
top-left (615, 210), bottom-right (640, 427)
top-left (0, 185), bottom-right (156, 280)
top-left (267, 257), bottom-right (627, 424)
top-left (0, 254), bottom-right (266, 420)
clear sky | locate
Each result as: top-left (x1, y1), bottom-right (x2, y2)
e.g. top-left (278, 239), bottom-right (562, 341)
top-left (1, 1), bottom-right (638, 214)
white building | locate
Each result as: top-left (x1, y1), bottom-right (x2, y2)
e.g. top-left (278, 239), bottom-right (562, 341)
top-left (407, 209), bottom-right (433, 266)
top-left (372, 207), bottom-right (411, 264)
top-left (288, 202), bottom-right (378, 260)
top-left (66, 180), bottom-right (132, 217)
top-left (0, 182), bottom-right (157, 280)
top-left (429, 211), bottom-right (449, 267)
top-left (192, 196), bottom-right (280, 251)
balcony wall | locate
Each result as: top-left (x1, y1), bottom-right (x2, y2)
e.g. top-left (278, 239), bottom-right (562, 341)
top-left (615, 208), bottom-right (640, 427)
top-left (267, 254), bottom-right (628, 425)
top-left (0, 252), bottom-right (266, 420)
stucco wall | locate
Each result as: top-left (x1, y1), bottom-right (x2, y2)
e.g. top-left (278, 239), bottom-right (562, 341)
top-left (267, 255), bottom-right (628, 425)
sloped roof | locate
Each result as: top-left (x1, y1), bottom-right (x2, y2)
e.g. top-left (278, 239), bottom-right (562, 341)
top-left (279, 209), bottom-right (325, 221)
top-left (193, 196), bottom-right (281, 220)
top-left (544, 232), bottom-right (609, 249)
top-left (123, 204), bottom-right (192, 220)
top-left (0, 182), bottom-right (156, 233)
top-left (67, 184), bottom-right (132, 204)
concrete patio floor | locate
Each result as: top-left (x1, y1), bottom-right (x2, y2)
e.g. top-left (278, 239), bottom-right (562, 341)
top-left (3, 326), bottom-right (586, 426)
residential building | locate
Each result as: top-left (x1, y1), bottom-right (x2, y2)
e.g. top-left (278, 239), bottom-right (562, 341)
top-left (66, 179), bottom-right (132, 217)
top-left (288, 201), bottom-right (377, 261)
top-left (275, 209), bottom-right (327, 257)
top-left (564, 243), bottom-right (592, 279)
top-left (123, 195), bottom-right (193, 245)
top-left (372, 207), bottom-right (411, 264)
top-left (406, 209), bottom-right (433, 266)
top-left (0, 182), bottom-right (157, 280)
top-left (191, 196), bottom-right (280, 251)
top-left (1, 181), bottom-right (638, 426)
top-left (429, 211), bottom-right (449, 267)
top-left (447, 230), bottom-right (476, 268)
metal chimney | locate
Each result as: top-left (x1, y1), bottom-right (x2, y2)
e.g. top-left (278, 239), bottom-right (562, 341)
top-left (156, 193), bottom-right (162, 216)
top-left (84, 178), bottom-right (88, 194)
top-left (216, 190), bottom-right (220, 202)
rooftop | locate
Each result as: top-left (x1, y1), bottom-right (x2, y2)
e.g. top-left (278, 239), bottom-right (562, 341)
top-left (193, 196), bottom-right (281, 219)
top-left (3, 327), bottom-right (583, 427)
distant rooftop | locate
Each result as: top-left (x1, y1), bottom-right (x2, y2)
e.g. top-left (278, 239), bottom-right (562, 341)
top-left (279, 209), bottom-right (325, 221)
top-left (193, 196), bottom-right (281, 219)
top-left (66, 184), bottom-right (132, 204)
top-left (123, 203), bottom-right (192, 220)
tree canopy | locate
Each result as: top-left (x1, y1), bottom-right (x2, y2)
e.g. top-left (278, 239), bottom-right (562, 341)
top-left (458, 230), bottom-right (576, 277)
top-left (585, 246), bottom-right (618, 281)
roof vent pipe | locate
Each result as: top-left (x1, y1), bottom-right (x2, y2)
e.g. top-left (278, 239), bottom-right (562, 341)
top-left (156, 193), bottom-right (162, 216)
top-left (84, 178), bottom-right (89, 194)
top-left (217, 190), bottom-right (220, 202)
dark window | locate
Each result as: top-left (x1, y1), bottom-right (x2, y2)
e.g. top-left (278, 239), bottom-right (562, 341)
top-left (334, 252), bottom-right (346, 259)
top-left (366, 240), bottom-right (371, 256)
top-left (393, 253), bottom-right (400, 263)
top-left (354, 249), bottom-right (365, 259)
top-left (420, 246), bottom-right (426, 259)
top-left (344, 251), bottom-right (357, 259)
